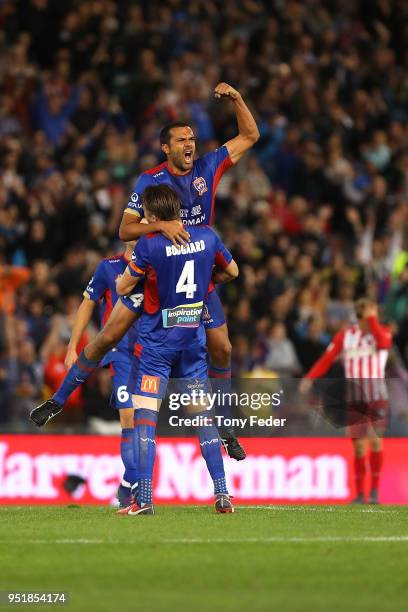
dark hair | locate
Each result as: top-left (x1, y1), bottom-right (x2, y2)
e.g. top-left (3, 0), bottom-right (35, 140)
top-left (142, 185), bottom-right (181, 221)
top-left (159, 121), bottom-right (192, 146)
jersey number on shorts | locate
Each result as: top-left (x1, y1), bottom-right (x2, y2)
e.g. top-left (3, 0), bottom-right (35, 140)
top-left (176, 260), bottom-right (197, 299)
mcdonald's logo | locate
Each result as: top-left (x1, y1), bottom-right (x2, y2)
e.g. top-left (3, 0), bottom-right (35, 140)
top-left (141, 375), bottom-right (160, 393)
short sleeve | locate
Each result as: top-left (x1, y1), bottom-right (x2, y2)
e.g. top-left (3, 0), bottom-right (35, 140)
top-left (83, 262), bottom-right (108, 301)
top-left (200, 145), bottom-right (233, 179)
top-left (128, 238), bottom-right (150, 277)
top-left (124, 174), bottom-right (152, 218)
top-left (212, 231), bottom-right (233, 269)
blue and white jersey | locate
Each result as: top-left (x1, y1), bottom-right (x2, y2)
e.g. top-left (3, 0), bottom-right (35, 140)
top-left (84, 254), bottom-right (143, 365)
top-left (127, 226), bottom-right (232, 350)
top-left (125, 146), bottom-right (233, 226)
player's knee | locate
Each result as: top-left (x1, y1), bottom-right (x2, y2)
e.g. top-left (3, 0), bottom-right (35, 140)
top-left (97, 327), bottom-right (119, 351)
top-left (120, 408), bottom-right (134, 429)
top-left (370, 437), bottom-right (382, 452)
top-left (132, 395), bottom-right (161, 412)
top-left (353, 439), bottom-right (366, 457)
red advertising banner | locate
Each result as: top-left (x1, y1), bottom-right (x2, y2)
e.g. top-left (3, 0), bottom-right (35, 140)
top-left (0, 435), bottom-right (407, 505)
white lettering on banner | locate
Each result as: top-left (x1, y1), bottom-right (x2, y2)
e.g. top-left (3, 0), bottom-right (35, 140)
top-left (314, 456), bottom-right (349, 499)
top-left (0, 443), bottom-right (123, 500)
top-left (155, 443), bottom-right (196, 500)
top-left (0, 440), bottom-right (349, 502)
top-left (155, 444), bottom-right (349, 501)
top-left (89, 455), bottom-right (121, 500)
top-left (4, 452), bottom-right (33, 498)
top-left (34, 455), bottom-right (63, 498)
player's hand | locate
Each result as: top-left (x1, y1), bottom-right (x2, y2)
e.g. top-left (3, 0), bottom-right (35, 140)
top-left (65, 348), bottom-right (78, 369)
top-left (364, 304), bottom-right (378, 319)
top-left (214, 82), bottom-right (241, 101)
top-left (157, 220), bottom-right (190, 246)
top-left (299, 378), bottom-right (313, 395)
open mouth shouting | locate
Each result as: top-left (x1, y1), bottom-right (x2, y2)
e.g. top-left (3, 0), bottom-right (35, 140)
top-left (183, 149), bottom-right (193, 165)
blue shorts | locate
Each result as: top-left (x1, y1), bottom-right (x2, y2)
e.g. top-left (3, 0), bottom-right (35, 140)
top-left (129, 343), bottom-right (209, 399)
top-left (120, 291), bottom-right (144, 316)
top-left (109, 359), bottom-right (134, 409)
top-left (203, 289), bottom-right (226, 329)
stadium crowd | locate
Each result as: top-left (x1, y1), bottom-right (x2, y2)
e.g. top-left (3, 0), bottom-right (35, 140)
top-left (0, 0), bottom-right (407, 428)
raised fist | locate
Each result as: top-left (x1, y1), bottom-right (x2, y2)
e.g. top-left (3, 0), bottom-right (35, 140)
top-left (214, 82), bottom-right (241, 100)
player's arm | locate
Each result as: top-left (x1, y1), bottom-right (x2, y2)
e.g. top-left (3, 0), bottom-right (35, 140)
top-left (116, 240), bottom-right (148, 296)
top-left (116, 269), bottom-right (140, 295)
top-left (65, 298), bottom-right (96, 368)
top-left (365, 307), bottom-right (392, 349)
top-left (211, 232), bottom-right (239, 284)
top-left (299, 330), bottom-right (345, 393)
top-left (212, 260), bottom-right (239, 284)
top-left (119, 212), bottom-right (189, 246)
top-left (119, 175), bottom-right (190, 246)
top-left (214, 82), bottom-right (260, 164)
top-left (65, 262), bottom-right (109, 367)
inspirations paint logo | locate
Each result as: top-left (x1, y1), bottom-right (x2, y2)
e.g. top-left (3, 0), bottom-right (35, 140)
top-left (162, 302), bottom-right (203, 328)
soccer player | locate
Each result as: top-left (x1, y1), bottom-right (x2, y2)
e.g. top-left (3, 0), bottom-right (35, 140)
top-left (117, 82), bottom-right (259, 458)
top-left (31, 82), bottom-right (258, 461)
top-left (32, 241), bottom-right (144, 506)
top-left (116, 184), bottom-right (239, 515)
top-left (299, 298), bottom-right (392, 504)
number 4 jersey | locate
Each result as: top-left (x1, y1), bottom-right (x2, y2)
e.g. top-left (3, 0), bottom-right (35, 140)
top-left (84, 254), bottom-right (144, 365)
top-left (127, 226), bottom-right (232, 349)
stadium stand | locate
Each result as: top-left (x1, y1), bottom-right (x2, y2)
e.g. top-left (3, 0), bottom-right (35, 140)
top-left (0, 0), bottom-right (407, 427)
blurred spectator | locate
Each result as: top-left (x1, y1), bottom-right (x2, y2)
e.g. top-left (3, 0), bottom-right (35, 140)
top-left (13, 338), bottom-right (42, 423)
top-left (265, 322), bottom-right (301, 376)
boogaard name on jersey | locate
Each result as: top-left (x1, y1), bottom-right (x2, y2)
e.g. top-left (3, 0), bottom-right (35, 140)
top-left (165, 240), bottom-right (206, 257)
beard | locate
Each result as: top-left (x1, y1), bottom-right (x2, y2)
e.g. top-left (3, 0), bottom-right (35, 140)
top-left (169, 151), bottom-right (194, 172)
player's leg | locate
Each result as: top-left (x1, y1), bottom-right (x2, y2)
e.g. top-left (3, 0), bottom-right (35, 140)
top-left (117, 347), bottom-right (172, 516)
top-left (111, 360), bottom-right (139, 507)
top-left (177, 345), bottom-right (234, 513)
top-left (117, 406), bottom-right (136, 507)
top-left (351, 437), bottom-right (367, 503)
top-left (204, 291), bottom-right (245, 461)
top-left (368, 429), bottom-right (384, 504)
top-left (30, 298), bottom-right (140, 427)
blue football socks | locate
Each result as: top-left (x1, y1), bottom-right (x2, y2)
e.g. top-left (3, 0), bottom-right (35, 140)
top-left (53, 350), bottom-right (100, 406)
top-left (134, 408), bottom-right (158, 505)
top-left (120, 428), bottom-right (138, 487)
top-left (196, 412), bottom-right (228, 495)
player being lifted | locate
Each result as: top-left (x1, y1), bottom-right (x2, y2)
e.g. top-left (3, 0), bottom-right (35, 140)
top-left (300, 298), bottom-right (392, 504)
top-left (115, 185), bottom-right (238, 514)
top-left (31, 82), bottom-right (259, 461)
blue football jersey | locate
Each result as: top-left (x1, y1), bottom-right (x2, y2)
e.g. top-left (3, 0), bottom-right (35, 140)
top-left (84, 254), bottom-right (143, 365)
top-left (127, 226), bottom-right (232, 349)
top-left (125, 146), bottom-right (233, 226)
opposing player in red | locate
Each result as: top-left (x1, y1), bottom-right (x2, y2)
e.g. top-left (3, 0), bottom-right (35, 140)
top-left (300, 298), bottom-right (392, 504)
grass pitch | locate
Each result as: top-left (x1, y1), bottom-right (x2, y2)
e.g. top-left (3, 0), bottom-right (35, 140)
top-left (0, 505), bottom-right (407, 611)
